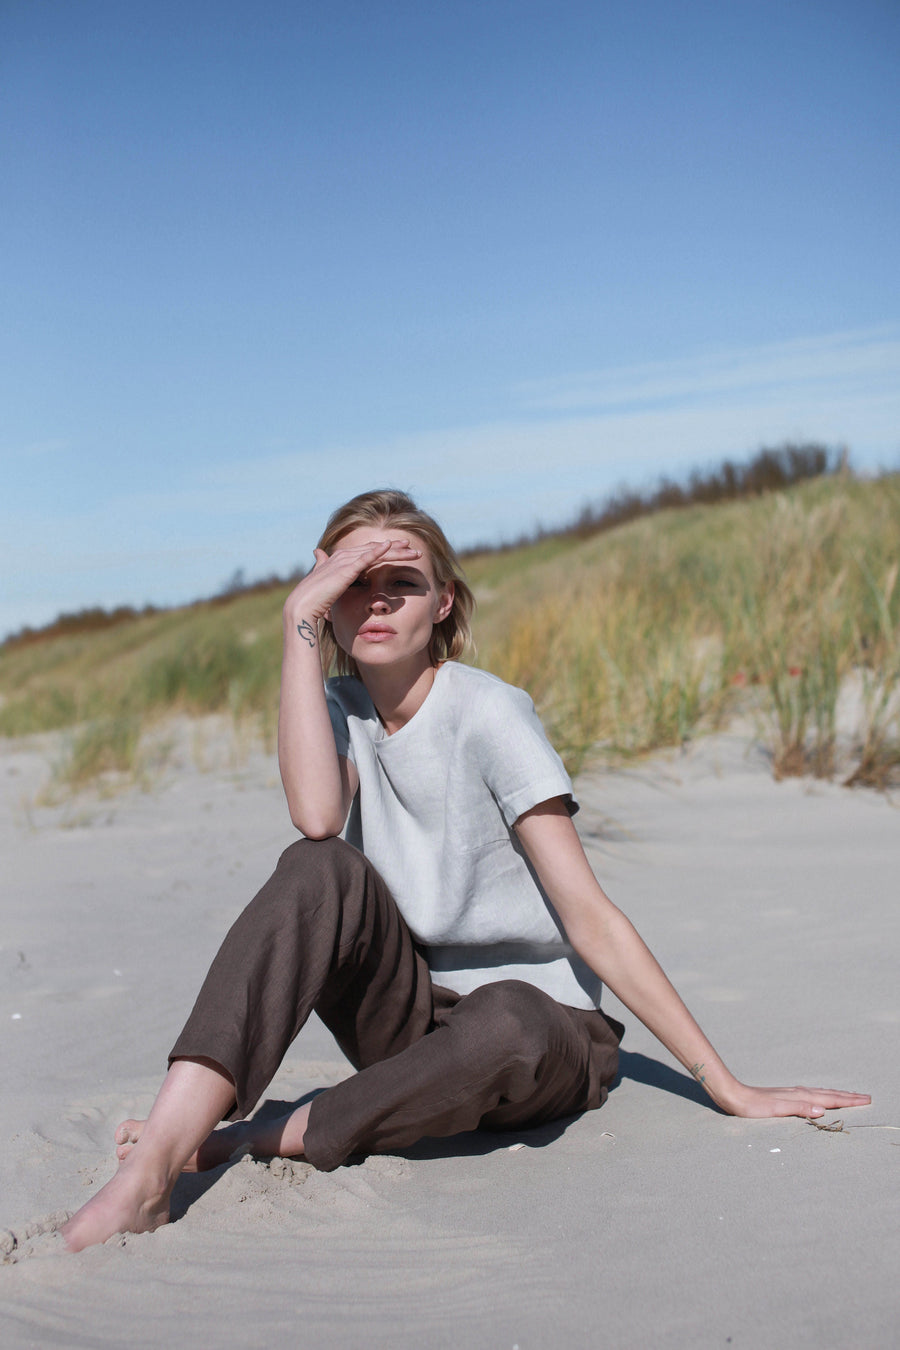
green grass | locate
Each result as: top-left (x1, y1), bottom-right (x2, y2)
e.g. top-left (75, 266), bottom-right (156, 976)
top-left (2, 471), bottom-right (899, 791)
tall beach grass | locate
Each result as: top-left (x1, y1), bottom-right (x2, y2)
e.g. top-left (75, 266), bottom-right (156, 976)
top-left (2, 469), bottom-right (898, 792)
top-left (0, 589), bottom-right (286, 792)
top-left (466, 472), bottom-right (900, 782)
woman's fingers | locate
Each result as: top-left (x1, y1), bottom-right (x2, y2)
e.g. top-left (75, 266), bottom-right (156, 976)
top-left (336, 538), bottom-right (421, 565)
top-left (286, 538), bottom-right (423, 622)
top-left (732, 1084), bottom-right (871, 1118)
top-left (312, 538), bottom-right (422, 594)
top-left (313, 540), bottom-right (416, 585)
top-left (315, 538), bottom-right (420, 574)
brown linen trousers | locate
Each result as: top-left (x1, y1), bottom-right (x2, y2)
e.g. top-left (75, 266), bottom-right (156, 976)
top-left (169, 836), bottom-right (623, 1172)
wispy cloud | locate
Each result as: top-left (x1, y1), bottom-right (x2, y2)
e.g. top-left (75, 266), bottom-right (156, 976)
top-left (514, 327), bottom-right (900, 418)
top-left (4, 327), bottom-right (898, 635)
top-left (72, 328), bottom-right (898, 551)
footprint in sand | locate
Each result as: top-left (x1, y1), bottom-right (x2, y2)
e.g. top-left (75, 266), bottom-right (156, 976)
top-left (266, 1157), bottom-right (313, 1184)
top-left (0, 1210), bottom-right (72, 1264)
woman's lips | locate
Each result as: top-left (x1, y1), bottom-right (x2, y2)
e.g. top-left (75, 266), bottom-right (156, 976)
top-left (358, 625), bottom-right (395, 642)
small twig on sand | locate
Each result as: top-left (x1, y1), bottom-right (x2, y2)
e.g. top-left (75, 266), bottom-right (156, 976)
top-left (806, 1119), bottom-right (900, 1137)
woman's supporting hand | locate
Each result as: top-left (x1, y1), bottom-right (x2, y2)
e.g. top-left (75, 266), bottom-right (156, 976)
top-left (713, 1082), bottom-right (871, 1119)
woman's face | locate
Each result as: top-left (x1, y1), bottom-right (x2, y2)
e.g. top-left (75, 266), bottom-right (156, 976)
top-left (327, 525), bottom-right (454, 673)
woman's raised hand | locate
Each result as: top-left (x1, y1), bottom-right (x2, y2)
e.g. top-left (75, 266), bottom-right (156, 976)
top-left (283, 538), bottom-right (422, 624)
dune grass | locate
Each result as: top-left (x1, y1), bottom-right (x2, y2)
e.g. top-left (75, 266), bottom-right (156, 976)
top-left (466, 472), bottom-right (900, 782)
top-left (0, 589), bottom-right (286, 792)
top-left (2, 471), bottom-right (898, 792)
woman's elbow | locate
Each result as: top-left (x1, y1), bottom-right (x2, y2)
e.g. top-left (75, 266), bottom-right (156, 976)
top-left (288, 805), bottom-right (346, 839)
top-left (298, 822), bottom-right (343, 841)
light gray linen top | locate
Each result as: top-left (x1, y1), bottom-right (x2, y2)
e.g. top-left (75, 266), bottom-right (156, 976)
top-left (325, 661), bottom-right (602, 1009)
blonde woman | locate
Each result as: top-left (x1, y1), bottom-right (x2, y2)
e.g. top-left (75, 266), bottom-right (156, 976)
top-left (62, 490), bottom-right (869, 1251)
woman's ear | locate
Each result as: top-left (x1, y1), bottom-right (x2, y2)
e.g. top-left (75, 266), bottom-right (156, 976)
top-left (435, 581), bottom-right (455, 623)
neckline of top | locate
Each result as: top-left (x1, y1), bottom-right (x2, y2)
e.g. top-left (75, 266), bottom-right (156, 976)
top-left (372, 660), bottom-right (453, 744)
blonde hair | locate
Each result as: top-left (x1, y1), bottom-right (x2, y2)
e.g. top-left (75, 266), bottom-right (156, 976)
top-left (316, 489), bottom-right (475, 678)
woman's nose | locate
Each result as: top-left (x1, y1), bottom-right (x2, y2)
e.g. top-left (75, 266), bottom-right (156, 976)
top-left (368, 592), bottom-right (391, 612)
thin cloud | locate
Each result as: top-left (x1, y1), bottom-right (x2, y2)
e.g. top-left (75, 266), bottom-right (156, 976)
top-left (514, 328), bottom-right (900, 416)
top-left (4, 327), bottom-right (898, 636)
top-left (108, 328), bottom-right (899, 536)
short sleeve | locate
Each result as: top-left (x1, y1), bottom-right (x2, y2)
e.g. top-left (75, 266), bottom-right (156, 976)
top-left (472, 680), bottom-right (578, 826)
top-left (325, 684), bottom-right (356, 765)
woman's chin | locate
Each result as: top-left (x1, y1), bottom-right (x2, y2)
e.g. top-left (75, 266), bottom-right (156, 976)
top-left (352, 644), bottom-right (400, 670)
top-left (353, 643), bottom-right (432, 674)
top-left (354, 638), bottom-right (396, 657)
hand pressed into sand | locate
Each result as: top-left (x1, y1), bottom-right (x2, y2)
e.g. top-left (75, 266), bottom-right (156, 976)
top-left (711, 1081), bottom-right (871, 1119)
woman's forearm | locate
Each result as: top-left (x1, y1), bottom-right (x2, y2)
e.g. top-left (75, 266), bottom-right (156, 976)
top-left (565, 881), bottom-right (869, 1117)
top-left (515, 802), bottom-right (870, 1120)
top-left (569, 903), bottom-right (744, 1110)
top-left (514, 802), bottom-right (745, 1110)
top-left (277, 607), bottom-right (352, 837)
top-left (277, 536), bottom-right (423, 836)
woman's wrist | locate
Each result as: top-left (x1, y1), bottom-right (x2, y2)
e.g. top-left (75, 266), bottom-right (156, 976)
top-left (282, 570), bottom-right (333, 627)
top-left (283, 609), bottom-right (320, 647)
top-left (282, 579), bottom-right (328, 633)
top-left (685, 1058), bottom-right (746, 1114)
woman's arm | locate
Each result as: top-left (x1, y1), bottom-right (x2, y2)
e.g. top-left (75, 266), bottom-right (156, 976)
top-left (277, 537), bottom-right (420, 836)
top-left (278, 595), bottom-right (355, 838)
top-left (514, 799), bottom-right (871, 1118)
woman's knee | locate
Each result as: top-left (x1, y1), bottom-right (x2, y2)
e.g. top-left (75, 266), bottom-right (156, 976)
top-left (273, 835), bottom-right (368, 889)
top-left (452, 980), bottom-right (557, 1063)
top-left (237, 836), bottom-right (364, 930)
top-left (277, 834), bottom-right (352, 864)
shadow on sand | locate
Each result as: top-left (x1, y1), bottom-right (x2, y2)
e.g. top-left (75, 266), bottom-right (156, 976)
top-left (616, 1049), bottom-right (717, 1110)
top-left (170, 1053), bottom-right (715, 1219)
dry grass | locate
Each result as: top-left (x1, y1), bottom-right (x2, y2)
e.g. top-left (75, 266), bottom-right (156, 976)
top-left (0, 589), bottom-right (286, 793)
top-left (2, 471), bottom-right (898, 792)
top-left (467, 472), bottom-right (900, 782)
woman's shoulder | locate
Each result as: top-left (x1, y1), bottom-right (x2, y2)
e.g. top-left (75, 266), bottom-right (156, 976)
top-left (440, 662), bottom-right (537, 719)
top-left (442, 660), bottom-right (514, 693)
top-left (442, 664), bottom-right (572, 811)
top-left (325, 675), bottom-right (376, 720)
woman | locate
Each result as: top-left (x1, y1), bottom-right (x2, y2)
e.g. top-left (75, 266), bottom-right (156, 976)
top-left (62, 490), bottom-right (869, 1252)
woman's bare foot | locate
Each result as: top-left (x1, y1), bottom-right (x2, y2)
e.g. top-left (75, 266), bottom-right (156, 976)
top-left (62, 1058), bottom-right (240, 1252)
top-left (115, 1118), bottom-right (247, 1172)
top-left (61, 1153), bottom-right (171, 1253)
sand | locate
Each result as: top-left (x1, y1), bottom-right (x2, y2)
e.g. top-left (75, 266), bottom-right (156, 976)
top-left (1, 722), bottom-right (897, 1348)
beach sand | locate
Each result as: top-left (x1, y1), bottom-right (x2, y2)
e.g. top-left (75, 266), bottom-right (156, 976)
top-left (1, 723), bottom-right (897, 1348)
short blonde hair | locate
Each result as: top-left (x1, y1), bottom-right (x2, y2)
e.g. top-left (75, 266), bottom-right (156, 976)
top-left (316, 489), bottom-right (475, 678)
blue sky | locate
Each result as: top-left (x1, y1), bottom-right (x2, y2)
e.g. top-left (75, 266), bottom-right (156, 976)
top-left (2, 0), bottom-right (898, 637)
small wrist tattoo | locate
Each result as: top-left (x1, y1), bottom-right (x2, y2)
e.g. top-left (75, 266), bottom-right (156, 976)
top-left (690, 1063), bottom-right (707, 1085)
top-left (297, 619), bottom-right (317, 648)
